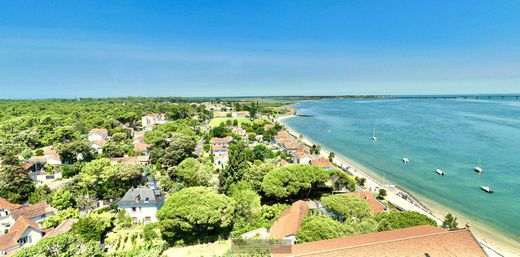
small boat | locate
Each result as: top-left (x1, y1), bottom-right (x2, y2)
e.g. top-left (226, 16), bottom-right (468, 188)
top-left (474, 166), bottom-right (483, 173)
top-left (481, 186), bottom-right (493, 193)
top-left (402, 158), bottom-right (410, 164)
top-left (435, 169), bottom-right (446, 176)
top-left (371, 128), bottom-right (377, 141)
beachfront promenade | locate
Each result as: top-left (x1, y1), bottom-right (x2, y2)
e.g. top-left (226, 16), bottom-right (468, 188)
top-left (276, 114), bottom-right (506, 257)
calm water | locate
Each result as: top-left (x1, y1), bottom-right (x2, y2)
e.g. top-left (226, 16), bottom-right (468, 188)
top-left (284, 99), bottom-right (520, 241)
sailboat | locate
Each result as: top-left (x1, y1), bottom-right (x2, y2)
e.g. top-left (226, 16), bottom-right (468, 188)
top-left (371, 128), bottom-right (377, 141)
top-left (474, 159), bottom-right (483, 173)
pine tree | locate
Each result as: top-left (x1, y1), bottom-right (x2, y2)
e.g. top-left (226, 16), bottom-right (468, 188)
top-left (219, 142), bottom-right (250, 194)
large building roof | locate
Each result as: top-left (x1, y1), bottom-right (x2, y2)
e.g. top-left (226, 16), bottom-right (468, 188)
top-left (270, 200), bottom-right (309, 239)
top-left (271, 225), bottom-right (487, 257)
top-left (118, 186), bottom-right (164, 207)
top-left (310, 158), bottom-right (332, 169)
top-left (10, 202), bottom-right (55, 220)
top-left (210, 137), bottom-right (233, 144)
top-left (0, 197), bottom-right (21, 211)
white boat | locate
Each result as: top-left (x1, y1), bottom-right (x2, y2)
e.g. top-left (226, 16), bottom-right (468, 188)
top-left (371, 128), bottom-right (377, 141)
top-left (481, 186), bottom-right (493, 193)
top-left (402, 158), bottom-right (410, 164)
top-left (435, 169), bottom-right (446, 176)
top-left (474, 166), bottom-right (483, 173)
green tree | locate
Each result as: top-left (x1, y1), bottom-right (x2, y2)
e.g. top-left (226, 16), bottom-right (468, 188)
top-left (57, 140), bottom-right (96, 164)
top-left (249, 144), bottom-right (275, 161)
top-left (328, 152), bottom-right (335, 162)
top-left (156, 187), bottom-right (235, 245)
top-left (13, 232), bottom-right (104, 257)
top-left (441, 213), bottom-right (458, 230)
top-left (43, 208), bottom-right (80, 229)
top-left (296, 215), bottom-right (352, 243)
top-left (243, 160), bottom-right (277, 192)
top-left (50, 188), bottom-right (76, 210)
top-left (219, 143), bottom-right (250, 193)
top-left (28, 185), bottom-right (51, 204)
top-left (321, 194), bottom-right (372, 222)
top-left (375, 211), bottom-right (437, 231)
top-left (111, 132), bottom-right (128, 142)
top-left (0, 165), bottom-right (35, 203)
top-left (72, 212), bottom-right (114, 242)
top-left (150, 133), bottom-right (196, 168)
top-left (377, 188), bottom-right (387, 199)
top-left (229, 182), bottom-right (262, 234)
top-left (169, 158), bottom-right (213, 187)
top-left (261, 164), bottom-right (329, 200)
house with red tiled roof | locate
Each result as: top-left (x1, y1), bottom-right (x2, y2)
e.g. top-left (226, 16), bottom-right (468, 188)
top-left (108, 156), bottom-right (149, 165)
top-left (345, 191), bottom-right (387, 215)
top-left (0, 198), bottom-right (21, 219)
top-left (269, 200), bottom-right (309, 245)
top-left (271, 225), bottom-right (488, 257)
top-left (0, 200), bottom-right (55, 237)
top-left (0, 217), bottom-right (45, 255)
top-left (293, 147), bottom-right (312, 164)
top-left (310, 158), bottom-right (333, 170)
top-left (210, 137), bottom-right (233, 149)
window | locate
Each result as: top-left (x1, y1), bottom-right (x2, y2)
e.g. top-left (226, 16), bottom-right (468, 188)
top-left (144, 216), bottom-right (151, 223)
top-left (18, 235), bottom-right (31, 245)
top-left (131, 207), bottom-right (136, 212)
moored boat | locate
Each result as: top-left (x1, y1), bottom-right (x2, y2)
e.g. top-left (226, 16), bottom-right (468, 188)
top-left (402, 157), bottom-right (410, 164)
top-left (481, 186), bottom-right (493, 193)
top-left (435, 169), bottom-right (446, 176)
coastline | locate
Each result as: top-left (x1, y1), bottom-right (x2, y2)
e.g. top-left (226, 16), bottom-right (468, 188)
top-left (276, 113), bottom-right (518, 257)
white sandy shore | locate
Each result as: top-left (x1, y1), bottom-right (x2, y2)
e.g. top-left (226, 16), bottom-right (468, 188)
top-left (276, 113), bottom-right (518, 257)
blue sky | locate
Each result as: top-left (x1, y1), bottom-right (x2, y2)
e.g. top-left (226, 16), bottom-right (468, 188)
top-left (1, 1), bottom-right (519, 98)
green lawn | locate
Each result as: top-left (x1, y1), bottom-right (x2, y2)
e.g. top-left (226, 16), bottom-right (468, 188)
top-left (209, 117), bottom-right (251, 127)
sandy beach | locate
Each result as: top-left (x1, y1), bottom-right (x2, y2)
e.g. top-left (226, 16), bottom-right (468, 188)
top-left (276, 113), bottom-right (518, 257)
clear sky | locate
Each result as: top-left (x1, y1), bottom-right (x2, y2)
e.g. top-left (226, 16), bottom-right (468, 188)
top-left (1, 1), bottom-right (519, 98)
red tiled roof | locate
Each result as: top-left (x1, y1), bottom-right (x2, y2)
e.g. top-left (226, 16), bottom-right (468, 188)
top-left (133, 143), bottom-right (150, 152)
top-left (0, 217), bottom-right (42, 250)
top-left (212, 145), bottom-right (226, 151)
top-left (280, 159), bottom-right (290, 167)
top-left (0, 197), bottom-right (21, 211)
top-left (310, 158), bottom-right (332, 169)
top-left (270, 200), bottom-right (309, 239)
top-left (272, 225), bottom-right (487, 257)
top-left (346, 191), bottom-right (386, 215)
top-left (210, 137), bottom-right (233, 144)
top-left (10, 202), bottom-right (55, 220)
top-left (21, 162), bottom-right (34, 170)
top-left (277, 131), bottom-right (290, 138)
top-left (92, 140), bottom-right (106, 147)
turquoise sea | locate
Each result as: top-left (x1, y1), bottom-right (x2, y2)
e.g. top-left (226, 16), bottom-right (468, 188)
top-left (283, 98), bottom-right (520, 246)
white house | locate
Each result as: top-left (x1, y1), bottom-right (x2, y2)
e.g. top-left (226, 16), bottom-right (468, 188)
top-left (28, 171), bottom-right (63, 184)
top-left (0, 217), bottom-right (45, 255)
top-left (141, 113), bottom-right (167, 128)
top-left (88, 128), bottom-right (109, 142)
top-left (0, 199), bottom-right (55, 237)
top-left (118, 183), bottom-right (164, 224)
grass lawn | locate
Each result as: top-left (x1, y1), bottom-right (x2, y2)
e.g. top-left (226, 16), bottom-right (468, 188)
top-left (209, 117), bottom-right (251, 128)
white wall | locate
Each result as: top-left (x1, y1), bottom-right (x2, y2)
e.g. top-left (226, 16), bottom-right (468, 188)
top-left (121, 206), bottom-right (158, 223)
top-left (88, 134), bottom-right (104, 142)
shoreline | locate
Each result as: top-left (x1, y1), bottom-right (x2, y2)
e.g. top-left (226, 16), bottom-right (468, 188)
top-left (276, 113), bottom-right (518, 257)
